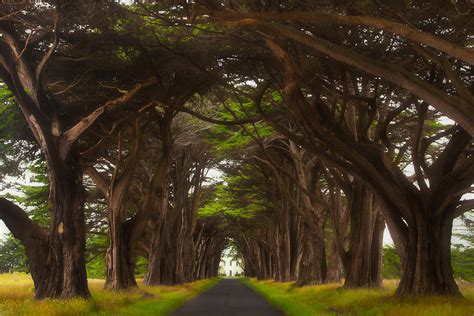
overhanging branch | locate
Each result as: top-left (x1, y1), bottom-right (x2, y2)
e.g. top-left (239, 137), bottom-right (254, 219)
top-left (175, 105), bottom-right (262, 126)
top-left (59, 78), bottom-right (156, 159)
top-left (205, 10), bottom-right (474, 65)
top-left (0, 198), bottom-right (47, 244)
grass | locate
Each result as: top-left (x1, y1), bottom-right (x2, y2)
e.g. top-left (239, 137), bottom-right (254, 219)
top-left (0, 273), bottom-right (219, 315)
top-left (241, 278), bottom-right (474, 316)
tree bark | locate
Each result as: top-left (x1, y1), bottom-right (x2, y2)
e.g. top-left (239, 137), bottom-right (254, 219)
top-left (261, 28), bottom-right (473, 296)
top-left (258, 21), bottom-right (474, 137)
top-left (37, 163), bottom-right (89, 299)
top-left (0, 198), bottom-right (48, 293)
top-left (344, 182), bottom-right (383, 288)
top-left (295, 223), bottom-right (327, 286)
top-left (397, 210), bottom-right (460, 295)
top-left (104, 216), bottom-right (137, 290)
top-left (0, 21), bottom-right (155, 298)
top-left (0, 161), bottom-right (90, 299)
top-left (85, 121), bottom-right (142, 291)
top-left (326, 235), bottom-right (342, 283)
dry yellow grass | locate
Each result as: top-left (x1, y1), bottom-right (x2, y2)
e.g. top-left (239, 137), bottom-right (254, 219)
top-left (0, 273), bottom-right (218, 316)
top-left (2, 274), bottom-right (473, 315)
top-left (242, 278), bottom-right (474, 316)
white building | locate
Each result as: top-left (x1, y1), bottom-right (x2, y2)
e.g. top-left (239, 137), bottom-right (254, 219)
top-left (219, 253), bottom-right (243, 277)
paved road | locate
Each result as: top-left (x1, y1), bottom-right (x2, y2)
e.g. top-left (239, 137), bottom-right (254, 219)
top-left (171, 279), bottom-right (283, 316)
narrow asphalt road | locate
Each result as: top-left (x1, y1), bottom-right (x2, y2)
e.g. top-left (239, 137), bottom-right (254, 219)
top-left (171, 279), bottom-right (284, 316)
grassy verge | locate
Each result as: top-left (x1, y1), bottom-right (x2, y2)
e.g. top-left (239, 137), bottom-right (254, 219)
top-left (241, 278), bottom-right (474, 316)
top-left (0, 273), bottom-right (219, 315)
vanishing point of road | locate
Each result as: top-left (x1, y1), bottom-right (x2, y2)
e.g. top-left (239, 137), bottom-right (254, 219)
top-left (171, 278), bottom-right (283, 316)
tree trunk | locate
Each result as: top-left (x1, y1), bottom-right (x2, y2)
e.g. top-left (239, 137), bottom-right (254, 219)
top-left (0, 23), bottom-right (152, 299)
top-left (35, 162), bottom-right (90, 299)
top-left (295, 224), bottom-right (327, 286)
top-left (145, 209), bottom-right (194, 285)
top-left (0, 198), bottom-right (48, 295)
top-left (0, 157), bottom-right (90, 299)
top-left (104, 213), bottom-right (137, 290)
top-left (144, 234), bottom-right (161, 285)
top-left (344, 182), bottom-right (383, 288)
top-left (143, 192), bottom-right (175, 286)
top-left (397, 211), bottom-right (460, 295)
top-left (138, 111), bottom-right (175, 285)
top-left (145, 218), bottom-right (187, 286)
top-left (326, 234), bottom-right (342, 283)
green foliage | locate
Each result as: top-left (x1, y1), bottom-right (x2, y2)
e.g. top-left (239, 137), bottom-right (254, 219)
top-left (207, 98), bottom-right (274, 157)
top-left (86, 255), bottom-right (106, 279)
top-left (198, 169), bottom-right (270, 220)
top-left (0, 161), bottom-right (49, 275)
top-left (452, 213), bottom-right (474, 282)
top-left (382, 245), bottom-right (401, 279)
top-left (115, 47), bottom-right (140, 62)
top-left (451, 247), bottom-right (474, 282)
top-left (0, 236), bottom-right (28, 273)
top-left (213, 122), bottom-right (273, 153)
top-left (0, 84), bottom-right (18, 139)
top-left (135, 256), bottom-right (148, 277)
top-left (85, 231), bottom-right (108, 279)
top-left (13, 162), bottom-right (50, 228)
top-left (455, 211), bottom-right (474, 248)
top-left (0, 83), bottom-right (33, 181)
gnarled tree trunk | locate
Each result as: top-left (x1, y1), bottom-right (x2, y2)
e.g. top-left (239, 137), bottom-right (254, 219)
top-left (36, 163), bottom-right (89, 299)
top-left (326, 235), bottom-right (342, 283)
top-left (0, 20), bottom-right (154, 298)
top-left (0, 160), bottom-right (90, 299)
top-left (396, 209), bottom-right (459, 295)
top-left (295, 223), bottom-right (327, 286)
top-left (104, 216), bottom-right (137, 290)
top-left (85, 121), bottom-right (142, 291)
top-left (344, 181), bottom-right (383, 288)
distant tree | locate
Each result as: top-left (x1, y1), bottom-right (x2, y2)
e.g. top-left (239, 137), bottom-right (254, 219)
top-left (451, 248), bottom-right (474, 282)
top-left (0, 236), bottom-right (28, 273)
top-left (382, 245), bottom-right (401, 279)
top-left (452, 212), bottom-right (474, 282)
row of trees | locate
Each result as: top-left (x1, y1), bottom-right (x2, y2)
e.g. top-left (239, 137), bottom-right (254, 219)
top-left (205, 118), bottom-right (473, 290)
top-left (191, 0), bottom-right (474, 296)
top-left (0, 1), bottom-right (229, 298)
top-left (0, 0), bottom-right (472, 299)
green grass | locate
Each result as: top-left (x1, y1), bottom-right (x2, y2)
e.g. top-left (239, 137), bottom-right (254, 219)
top-left (0, 273), bottom-right (219, 315)
top-left (241, 278), bottom-right (474, 316)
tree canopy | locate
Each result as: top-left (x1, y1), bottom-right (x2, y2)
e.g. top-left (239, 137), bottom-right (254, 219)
top-left (0, 0), bottom-right (472, 300)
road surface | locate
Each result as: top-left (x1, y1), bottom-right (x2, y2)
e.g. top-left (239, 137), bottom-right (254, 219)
top-left (171, 278), bottom-right (283, 316)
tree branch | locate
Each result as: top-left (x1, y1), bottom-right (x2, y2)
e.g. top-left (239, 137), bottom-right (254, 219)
top-left (35, 10), bottom-right (59, 83)
top-left (204, 10), bottom-right (474, 65)
top-left (0, 198), bottom-right (47, 245)
top-left (59, 78), bottom-right (156, 159)
top-left (175, 105), bottom-right (262, 126)
top-left (229, 19), bottom-right (474, 137)
top-left (453, 200), bottom-right (474, 218)
top-left (84, 166), bottom-right (110, 196)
